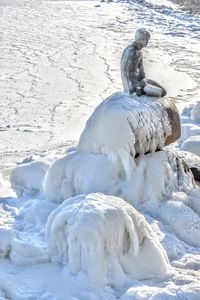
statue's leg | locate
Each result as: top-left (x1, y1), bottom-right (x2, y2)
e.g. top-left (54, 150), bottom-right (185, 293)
top-left (147, 79), bottom-right (167, 96)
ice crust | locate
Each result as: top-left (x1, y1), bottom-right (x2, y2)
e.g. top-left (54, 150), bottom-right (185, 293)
top-left (47, 193), bottom-right (169, 287)
top-left (78, 92), bottom-right (171, 178)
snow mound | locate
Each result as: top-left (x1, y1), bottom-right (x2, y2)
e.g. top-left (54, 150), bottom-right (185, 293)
top-left (0, 228), bottom-right (15, 259)
top-left (180, 100), bottom-right (200, 156)
top-left (44, 151), bottom-right (119, 203)
top-left (191, 101), bottom-right (200, 122)
top-left (47, 193), bottom-right (169, 287)
top-left (78, 92), bottom-right (172, 178)
top-left (0, 290), bottom-right (7, 300)
top-left (181, 135), bottom-right (200, 156)
top-left (10, 160), bottom-right (49, 197)
top-left (121, 284), bottom-right (200, 300)
top-left (180, 123), bottom-right (200, 143)
top-left (10, 238), bottom-right (48, 265)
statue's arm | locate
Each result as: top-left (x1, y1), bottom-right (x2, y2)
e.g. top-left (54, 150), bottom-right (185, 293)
top-left (138, 57), bottom-right (145, 81)
top-left (121, 47), bottom-right (134, 81)
top-left (121, 48), bottom-right (134, 92)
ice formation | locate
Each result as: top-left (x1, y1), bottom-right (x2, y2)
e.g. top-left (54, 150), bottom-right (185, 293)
top-left (78, 92), bottom-right (172, 178)
top-left (181, 135), bottom-right (200, 156)
top-left (191, 101), bottom-right (200, 122)
top-left (44, 151), bottom-right (119, 203)
top-left (180, 123), bottom-right (200, 144)
top-left (47, 193), bottom-right (169, 287)
top-left (9, 238), bottom-right (48, 265)
top-left (10, 160), bottom-right (49, 197)
top-left (179, 100), bottom-right (200, 158)
top-left (0, 228), bottom-right (15, 259)
top-left (45, 148), bottom-right (200, 247)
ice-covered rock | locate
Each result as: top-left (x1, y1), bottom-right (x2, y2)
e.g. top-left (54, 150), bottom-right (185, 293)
top-left (44, 151), bottom-right (119, 203)
top-left (47, 193), bottom-right (170, 287)
top-left (78, 92), bottom-right (179, 178)
top-left (10, 160), bottom-right (49, 197)
top-left (174, 150), bottom-right (200, 182)
top-left (45, 148), bottom-right (200, 247)
top-left (180, 123), bottom-right (200, 144)
top-left (181, 135), bottom-right (200, 156)
top-left (191, 101), bottom-right (200, 122)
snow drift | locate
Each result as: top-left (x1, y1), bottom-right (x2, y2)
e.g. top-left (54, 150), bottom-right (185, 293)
top-left (46, 193), bottom-right (169, 287)
top-left (78, 92), bottom-right (179, 178)
top-left (10, 160), bottom-right (49, 197)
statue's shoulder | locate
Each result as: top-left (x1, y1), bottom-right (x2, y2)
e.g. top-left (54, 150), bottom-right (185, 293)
top-left (122, 44), bottom-right (135, 57)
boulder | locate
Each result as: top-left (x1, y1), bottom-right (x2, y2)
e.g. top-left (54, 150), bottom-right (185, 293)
top-left (47, 193), bottom-right (169, 287)
top-left (78, 92), bottom-right (180, 178)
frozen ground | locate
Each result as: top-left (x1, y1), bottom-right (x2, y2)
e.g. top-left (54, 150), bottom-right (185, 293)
top-left (1, 0), bottom-right (200, 299)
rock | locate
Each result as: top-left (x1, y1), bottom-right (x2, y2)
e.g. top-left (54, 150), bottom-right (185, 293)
top-left (78, 92), bottom-right (180, 178)
top-left (163, 97), bottom-right (181, 146)
top-left (47, 193), bottom-right (169, 287)
top-left (173, 149), bottom-right (200, 182)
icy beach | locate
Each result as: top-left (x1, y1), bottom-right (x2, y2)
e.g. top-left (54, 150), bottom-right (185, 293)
top-left (1, 0), bottom-right (200, 299)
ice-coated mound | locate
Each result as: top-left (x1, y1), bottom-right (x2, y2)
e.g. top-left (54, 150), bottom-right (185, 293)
top-left (191, 101), bottom-right (200, 122)
top-left (78, 92), bottom-right (173, 178)
top-left (180, 123), bottom-right (200, 144)
top-left (0, 290), bottom-right (7, 300)
top-left (0, 228), bottom-right (16, 259)
top-left (10, 160), bottom-right (49, 197)
top-left (47, 193), bottom-right (170, 288)
top-left (44, 151), bottom-right (119, 203)
top-left (181, 135), bottom-right (200, 157)
top-left (45, 148), bottom-right (200, 247)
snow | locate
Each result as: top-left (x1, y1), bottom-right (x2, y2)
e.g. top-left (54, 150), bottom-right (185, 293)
top-left (191, 101), bottom-right (200, 122)
top-left (0, 228), bottom-right (15, 259)
top-left (1, 0), bottom-right (200, 299)
top-left (181, 135), bottom-right (200, 156)
top-left (78, 92), bottom-right (172, 178)
top-left (47, 193), bottom-right (169, 288)
top-left (121, 285), bottom-right (200, 300)
top-left (10, 160), bottom-right (49, 197)
top-left (179, 100), bottom-right (200, 156)
top-left (44, 151), bottom-right (118, 203)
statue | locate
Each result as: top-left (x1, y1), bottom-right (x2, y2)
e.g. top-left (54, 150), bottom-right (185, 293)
top-left (121, 28), bottom-right (167, 97)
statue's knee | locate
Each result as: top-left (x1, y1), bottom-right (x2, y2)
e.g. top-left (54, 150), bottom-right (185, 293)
top-left (162, 89), bottom-right (167, 97)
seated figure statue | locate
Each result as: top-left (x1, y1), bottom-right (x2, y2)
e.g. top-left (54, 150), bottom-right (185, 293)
top-left (121, 28), bottom-right (167, 97)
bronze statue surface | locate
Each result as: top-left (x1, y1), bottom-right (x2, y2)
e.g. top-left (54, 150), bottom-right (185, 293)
top-left (121, 28), bottom-right (166, 97)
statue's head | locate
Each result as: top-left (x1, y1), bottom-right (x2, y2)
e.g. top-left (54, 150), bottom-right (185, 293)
top-left (135, 28), bottom-right (150, 49)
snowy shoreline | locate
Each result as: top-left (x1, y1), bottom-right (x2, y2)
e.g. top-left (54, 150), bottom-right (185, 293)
top-left (1, 0), bottom-right (200, 168)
